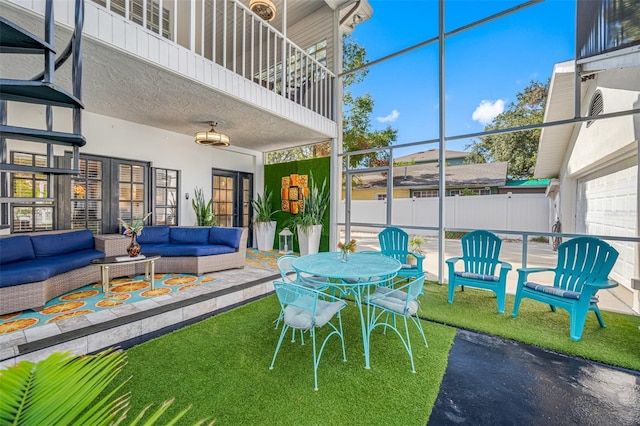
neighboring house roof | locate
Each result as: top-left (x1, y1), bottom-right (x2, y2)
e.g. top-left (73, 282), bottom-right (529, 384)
top-left (356, 162), bottom-right (508, 190)
top-left (503, 179), bottom-right (551, 187)
top-left (395, 149), bottom-right (469, 164)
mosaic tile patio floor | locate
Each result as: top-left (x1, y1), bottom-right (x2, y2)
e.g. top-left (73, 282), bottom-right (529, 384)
top-left (0, 249), bottom-right (282, 335)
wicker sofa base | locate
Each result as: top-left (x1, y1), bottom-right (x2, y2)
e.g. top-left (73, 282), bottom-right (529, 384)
top-left (134, 228), bottom-right (248, 275)
top-left (0, 264), bottom-right (101, 315)
top-left (136, 252), bottom-right (246, 275)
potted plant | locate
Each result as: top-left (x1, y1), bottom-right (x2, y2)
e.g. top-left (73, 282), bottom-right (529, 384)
top-left (408, 234), bottom-right (426, 265)
top-left (252, 188), bottom-right (279, 251)
top-left (192, 187), bottom-right (216, 226)
top-left (290, 174), bottom-right (330, 255)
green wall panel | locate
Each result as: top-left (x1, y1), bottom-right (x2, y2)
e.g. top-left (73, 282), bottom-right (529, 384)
top-left (263, 157), bottom-right (331, 253)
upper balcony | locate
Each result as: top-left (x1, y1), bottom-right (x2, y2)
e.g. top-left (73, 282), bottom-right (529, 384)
top-left (577, 0), bottom-right (640, 68)
top-left (92, 0), bottom-right (337, 117)
top-left (1, 0), bottom-right (372, 152)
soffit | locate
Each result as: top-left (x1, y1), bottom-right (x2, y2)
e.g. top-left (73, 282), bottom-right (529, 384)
top-left (534, 61), bottom-right (581, 179)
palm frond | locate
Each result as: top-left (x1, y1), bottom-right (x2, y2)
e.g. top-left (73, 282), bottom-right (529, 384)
top-left (0, 349), bottom-right (126, 425)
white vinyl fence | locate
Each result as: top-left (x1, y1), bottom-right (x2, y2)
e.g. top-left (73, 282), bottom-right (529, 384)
top-left (339, 193), bottom-right (551, 235)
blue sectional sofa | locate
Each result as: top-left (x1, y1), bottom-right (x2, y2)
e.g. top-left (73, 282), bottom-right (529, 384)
top-left (0, 230), bottom-right (104, 315)
top-left (135, 226), bottom-right (247, 275)
top-left (0, 226), bottom-right (247, 315)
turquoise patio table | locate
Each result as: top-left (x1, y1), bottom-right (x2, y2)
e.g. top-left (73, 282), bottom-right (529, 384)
top-left (291, 251), bottom-right (401, 369)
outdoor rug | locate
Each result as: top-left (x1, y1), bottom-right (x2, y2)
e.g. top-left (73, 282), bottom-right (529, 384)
top-left (0, 249), bottom-right (282, 335)
top-left (0, 273), bottom-right (218, 334)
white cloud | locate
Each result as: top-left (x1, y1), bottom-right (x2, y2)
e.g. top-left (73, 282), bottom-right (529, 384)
top-left (377, 109), bottom-right (399, 123)
top-left (472, 99), bottom-right (505, 125)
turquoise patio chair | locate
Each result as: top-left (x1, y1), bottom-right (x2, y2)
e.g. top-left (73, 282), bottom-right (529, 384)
top-left (364, 275), bottom-right (428, 373)
top-left (378, 227), bottom-right (424, 282)
top-left (446, 230), bottom-right (512, 314)
top-left (277, 255), bottom-right (329, 289)
top-left (274, 255), bottom-right (329, 334)
top-left (512, 236), bottom-right (619, 341)
top-left (269, 281), bottom-right (347, 391)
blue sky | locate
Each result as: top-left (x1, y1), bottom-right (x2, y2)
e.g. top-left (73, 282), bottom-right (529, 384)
top-left (348, 0), bottom-right (576, 156)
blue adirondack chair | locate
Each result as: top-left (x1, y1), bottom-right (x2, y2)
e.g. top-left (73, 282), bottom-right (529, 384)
top-left (378, 227), bottom-right (424, 281)
top-left (446, 230), bottom-right (512, 314)
top-left (512, 236), bottom-right (619, 341)
top-left (446, 230), bottom-right (511, 314)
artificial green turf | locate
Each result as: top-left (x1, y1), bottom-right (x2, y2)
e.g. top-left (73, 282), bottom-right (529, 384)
top-left (421, 281), bottom-right (640, 371)
top-left (111, 296), bottom-right (456, 425)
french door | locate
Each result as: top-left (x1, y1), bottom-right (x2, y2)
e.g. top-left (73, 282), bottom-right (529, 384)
top-left (211, 168), bottom-right (252, 246)
top-left (60, 153), bottom-right (150, 233)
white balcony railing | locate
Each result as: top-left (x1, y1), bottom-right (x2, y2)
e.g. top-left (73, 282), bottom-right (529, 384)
top-left (92, 0), bottom-right (336, 120)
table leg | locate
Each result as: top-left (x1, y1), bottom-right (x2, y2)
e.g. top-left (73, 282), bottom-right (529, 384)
top-left (101, 265), bottom-right (110, 298)
top-left (150, 260), bottom-right (155, 289)
top-left (342, 284), bottom-right (374, 370)
top-left (143, 260), bottom-right (155, 289)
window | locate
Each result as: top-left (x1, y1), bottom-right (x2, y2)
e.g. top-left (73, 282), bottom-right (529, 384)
top-left (213, 174), bottom-right (234, 227)
top-left (118, 163), bottom-right (147, 224)
top-left (449, 188), bottom-right (491, 196)
top-left (153, 168), bottom-right (178, 225)
top-left (71, 158), bottom-right (104, 232)
top-left (10, 152), bottom-right (53, 233)
top-left (306, 40), bottom-right (328, 67)
top-left (376, 193), bottom-right (387, 200)
top-left (101, 0), bottom-right (172, 39)
top-left (413, 190), bottom-right (439, 198)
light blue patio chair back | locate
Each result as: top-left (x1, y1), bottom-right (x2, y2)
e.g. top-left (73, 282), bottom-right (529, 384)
top-left (378, 227), bottom-right (424, 280)
top-left (269, 281), bottom-right (347, 390)
top-left (512, 236), bottom-right (619, 341)
top-left (277, 254), bottom-right (329, 288)
top-left (364, 275), bottom-right (428, 373)
top-left (446, 230), bottom-right (512, 313)
top-left (274, 255), bottom-right (329, 333)
top-left (277, 255), bottom-right (298, 283)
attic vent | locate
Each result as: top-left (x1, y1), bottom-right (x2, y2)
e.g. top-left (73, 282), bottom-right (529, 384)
top-left (587, 91), bottom-right (603, 127)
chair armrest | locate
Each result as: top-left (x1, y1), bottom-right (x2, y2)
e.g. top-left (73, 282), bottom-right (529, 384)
top-left (584, 279), bottom-right (618, 291)
top-left (517, 267), bottom-right (553, 275)
top-left (516, 267), bottom-right (554, 284)
top-left (409, 251), bottom-right (424, 260)
top-left (445, 257), bottom-right (463, 267)
top-left (498, 261), bottom-right (512, 271)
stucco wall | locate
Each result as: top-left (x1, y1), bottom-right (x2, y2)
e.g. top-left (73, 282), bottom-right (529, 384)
top-left (5, 103), bottom-right (261, 226)
top-left (565, 67), bottom-right (640, 178)
top-left (557, 65), bottom-right (639, 312)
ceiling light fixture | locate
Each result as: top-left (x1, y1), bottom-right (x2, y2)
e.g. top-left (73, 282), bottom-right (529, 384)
top-left (249, 0), bottom-right (276, 22)
top-left (195, 122), bottom-right (230, 147)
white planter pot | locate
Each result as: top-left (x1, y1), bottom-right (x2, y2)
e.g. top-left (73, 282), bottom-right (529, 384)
top-left (255, 221), bottom-right (277, 251)
top-left (297, 224), bottom-right (322, 255)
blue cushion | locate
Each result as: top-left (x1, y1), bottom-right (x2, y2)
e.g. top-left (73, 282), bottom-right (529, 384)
top-left (170, 227), bottom-right (210, 245)
top-left (148, 244), bottom-right (236, 257)
top-left (209, 227), bottom-right (242, 248)
top-left (0, 235), bottom-right (35, 265)
top-left (33, 249), bottom-right (104, 276)
top-left (30, 230), bottom-right (95, 257)
top-left (0, 249), bottom-right (103, 288)
top-left (455, 271), bottom-right (499, 282)
top-left (137, 226), bottom-right (170, 244)
top-left (524, 282), bottom-right (599, 303)
top-left (0, 261), bottom-right (51, 288)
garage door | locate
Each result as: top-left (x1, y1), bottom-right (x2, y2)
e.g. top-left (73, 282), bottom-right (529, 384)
top-left (576, 165), bottom-right (637, 289)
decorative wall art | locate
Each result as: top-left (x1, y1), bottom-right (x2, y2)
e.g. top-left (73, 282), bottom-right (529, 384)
top-left (281, 174), bottom-right (309, 214)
